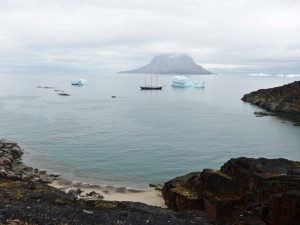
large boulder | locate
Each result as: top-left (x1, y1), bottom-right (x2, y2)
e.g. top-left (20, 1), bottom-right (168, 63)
top-left (162, 157), bottom-right (300, 225)
top-left (10, 146), bottom-right (23, 159)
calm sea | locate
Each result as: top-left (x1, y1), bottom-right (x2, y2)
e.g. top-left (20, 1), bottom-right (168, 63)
top-left (0, 73), bottom-right (299, 189)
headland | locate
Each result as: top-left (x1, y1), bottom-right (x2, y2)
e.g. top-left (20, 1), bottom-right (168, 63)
top-left (242, 80), bottom-right (300, 125)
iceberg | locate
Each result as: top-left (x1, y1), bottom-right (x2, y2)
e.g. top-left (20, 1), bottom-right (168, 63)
top-left (171, 76), bottom-right (205, 88)
top-left (71, 79), bottom-right (87, 86)
top-left (171, 75), bottom-right (192, 87)
top-left (193, 81), bottom-right (205, 88)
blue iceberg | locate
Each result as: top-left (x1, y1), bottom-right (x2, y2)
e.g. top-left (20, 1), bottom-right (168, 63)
top-left (193, 81), bottom-right (205, 88)
top-left (171, 76), bottom-right (205, 88)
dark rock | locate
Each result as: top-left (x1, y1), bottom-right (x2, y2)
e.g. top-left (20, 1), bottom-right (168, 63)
top-left (292, 119), bottom-right (300, 126)
top-left (86, 191), bottom-right (97, 196)
top-left (67, 189), bottom-right (82, 201)
top-left (267, 191), bottom-right (300, 225)
top-left (2, 141), bottom-right (18, 149)
top-left (85, 191), bottom-right (104, 200)
top-left (37, 86), bottom-right (54, 89)
top-left (149, 183), bottom-right (163, 191)
top-left (50, 174), bottom-right (60, 178)
top-left (0, 156), bottom-right (12, 166)
top-left (162, 157), bottom-right (300, 225)
top-left (58, 93), bottom-right (70, 96)
top-left (120, 54), bottom-right (212, 75)
top-left (22, 167), bottom-right (33, 172)
top-left (39, 175), bottom-right (53, 183)
top-left (242, 81), bottom-right (300, 114)
top-left (10, 146), bottom-right (23, 159)
top-left (0, 166), bottom-right (7, 177)
top-left (253, 111), bottom-right (275, 117)
top-left (24, 181), bottom-right (37, 190)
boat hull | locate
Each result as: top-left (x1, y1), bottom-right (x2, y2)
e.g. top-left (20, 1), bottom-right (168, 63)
top-left (140, 86), bottom-right (162, 90)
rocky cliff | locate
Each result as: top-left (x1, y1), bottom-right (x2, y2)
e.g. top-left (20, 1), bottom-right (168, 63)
top-left (120, 54), bottom-right (212, 75)
top-left (242, 81), bottom-right (300, 113)
top-left (162, 157), bottom-right (300, 225)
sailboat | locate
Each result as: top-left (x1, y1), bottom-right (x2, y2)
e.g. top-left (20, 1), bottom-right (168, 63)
top-left (140, 76), bottom-right (163, 90)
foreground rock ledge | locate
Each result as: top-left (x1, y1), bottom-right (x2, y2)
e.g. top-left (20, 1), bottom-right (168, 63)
top-left (162, 157), bottom-right (300, 225)
top-left (0, 139), bottom-right (212, 225)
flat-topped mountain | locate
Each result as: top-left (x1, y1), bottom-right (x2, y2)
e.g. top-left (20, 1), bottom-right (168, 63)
top-left (120, 54), bottom-right (212, 75)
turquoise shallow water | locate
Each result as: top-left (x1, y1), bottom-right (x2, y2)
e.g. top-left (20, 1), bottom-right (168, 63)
top-left (0, 73), bottom-right (299, 189)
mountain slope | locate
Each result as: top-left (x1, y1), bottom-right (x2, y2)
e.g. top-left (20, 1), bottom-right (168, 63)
top-left (120, 54), bottom-right (212, 75)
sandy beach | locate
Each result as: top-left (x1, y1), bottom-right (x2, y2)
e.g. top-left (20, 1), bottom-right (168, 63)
top-left (50, 179), bottom-right (166, 208)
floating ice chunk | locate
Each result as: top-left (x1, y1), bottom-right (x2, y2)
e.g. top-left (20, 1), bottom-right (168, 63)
top-left (193, 81), bottom-right (205, 88)
top-left (171, 76), bottom-right (205, 88)
top-left (171, 76), bottom-right (192, 87)
top-left (71, 79), bottom-right (87, 86)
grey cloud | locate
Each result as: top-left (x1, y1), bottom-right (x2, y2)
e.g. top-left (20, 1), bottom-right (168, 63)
top-left (0, 0), bottom-right (300, 73)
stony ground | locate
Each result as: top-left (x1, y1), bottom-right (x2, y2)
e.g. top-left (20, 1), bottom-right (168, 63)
top-left (0, 178), bottom-right (214, 225)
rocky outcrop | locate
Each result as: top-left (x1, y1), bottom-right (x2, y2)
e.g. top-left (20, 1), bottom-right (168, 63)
top-left (241, 81), bottom-right (300, 113)
top-left (162, 157), bottom-right (300, 225)
top-left (120, 54), bottom-right (212, 75)
top-left (0, 140), bottom-right (57, 183)
top-left (0, 140), bottom-right (213, 225)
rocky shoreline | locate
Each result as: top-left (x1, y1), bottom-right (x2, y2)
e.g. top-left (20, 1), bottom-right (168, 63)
top-left (2, 139), bottom-right (300, 224)
top-left (242, 81), bottom-right (300, 125)
top-left (0, 139), bottom-right (213, 225)
top-left (242, 81), bottom-right (300, 113)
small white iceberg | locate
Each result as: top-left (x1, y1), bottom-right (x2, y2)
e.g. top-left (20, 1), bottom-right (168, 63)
top-left (170, 76), bottom-right (205, 88)
top-left (71, 79), bottom-right (87, 86)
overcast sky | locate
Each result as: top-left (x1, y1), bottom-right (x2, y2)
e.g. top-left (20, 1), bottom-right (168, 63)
top-left (0, 0), bottom-right (299, 74)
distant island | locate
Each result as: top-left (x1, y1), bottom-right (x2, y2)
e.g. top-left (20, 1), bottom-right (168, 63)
top-left (120, 54), bottom-right (212, 75)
